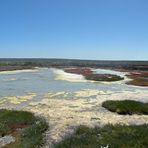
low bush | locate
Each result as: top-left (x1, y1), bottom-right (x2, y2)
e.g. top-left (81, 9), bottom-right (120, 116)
top-left (54, 124), bottom-right (148, 148)
top-left (85, 74), bottom-right (124, 82)
top-left (0, 109), bottom-right (48, 148)
top-left (102, 100), bottom-right (148, 115)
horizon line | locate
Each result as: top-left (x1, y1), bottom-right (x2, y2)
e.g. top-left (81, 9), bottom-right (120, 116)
top-left (0, 57), bottom-right (147, 62)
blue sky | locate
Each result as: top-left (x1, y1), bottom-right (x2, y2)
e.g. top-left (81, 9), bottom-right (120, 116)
top-left (0, 0), bottom-right (148, 60)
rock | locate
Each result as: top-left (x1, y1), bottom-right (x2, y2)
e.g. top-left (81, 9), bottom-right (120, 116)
top-left (0, 135), bottom-right (15, 147)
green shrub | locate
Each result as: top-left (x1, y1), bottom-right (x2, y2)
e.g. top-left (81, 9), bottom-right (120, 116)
top-left (85, 74), bottom-right (124, 82)
top-left (54, 124), bottom-right (148, 148)
top-left (0, 109), bottom-right (48, 147)
top-left (102, 100), bottom-right (148, 115)
top-left (21, 119), bottom-right (48, 148)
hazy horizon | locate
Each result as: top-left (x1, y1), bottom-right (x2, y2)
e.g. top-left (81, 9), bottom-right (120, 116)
top-left (0, 57), bottom-right (148, 62)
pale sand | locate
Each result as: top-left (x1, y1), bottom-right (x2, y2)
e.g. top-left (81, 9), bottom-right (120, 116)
top-left (25, 89), bottom-right (148, 147)
top-left (52, 68), bottom-right (131, 84)
top-left (52, 68), bottom-right (87, 82)
top-left (4, 93), bottom-right (36, 104)
top-left (0, 100), bottom-right (6, 104)
top-left (75, 89), bottom-right (112, 97)
top-left (0, 69), bottom-right (39, 75)
top-left (4, 78), bottom-right (17, 81)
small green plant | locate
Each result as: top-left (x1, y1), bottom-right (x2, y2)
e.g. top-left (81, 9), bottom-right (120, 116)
top-left (0, 109), bottom-right (48, 147)
top-left (85, 74), bottom-right (124, 82)
top-left (102, 100), bottom-right (148, 115)
top-left (54, 124), bottom-right (148, 148)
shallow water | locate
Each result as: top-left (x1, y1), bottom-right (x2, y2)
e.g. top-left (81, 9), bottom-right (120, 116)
top-left (0, 68), bottom-right (148, 147)
top-left (0, 68), bottom-right (147, 108)
top-left (0, 70), bottom-right (142, 97)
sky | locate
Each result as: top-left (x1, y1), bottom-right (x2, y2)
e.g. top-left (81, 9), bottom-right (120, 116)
top-left (0, 0), bottom-right (148, 60)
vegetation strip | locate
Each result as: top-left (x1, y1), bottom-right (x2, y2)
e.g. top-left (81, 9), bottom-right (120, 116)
top-left (102, 100), bottom-right (148, 115)
top-left (64, 68), bottom-right (124, 82)
top-left (127, 79), bottom-right (148, 87)
top-left (0, 109), bottom-right (48, 148)
top-left (54, 124), bottom-right (148, 148)
top-left (85, 74), bottom-right (124, 82)
top-left (126, 72), bottom-right (148, 86)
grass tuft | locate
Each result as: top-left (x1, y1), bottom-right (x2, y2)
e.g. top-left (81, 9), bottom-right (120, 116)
top-left (85, 74), bottom-right (124, 82)
top-left (0, 109), bottom-right (48, 148)
top-left (54, 124), bottom-right (148, 148)
top-left (102, 100), bottom-right (148, 115)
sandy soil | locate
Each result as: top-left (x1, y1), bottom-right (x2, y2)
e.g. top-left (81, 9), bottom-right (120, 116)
top-left (0, 93), bottom-right (36, 105)
top-left (0, 69), bottom-right (39, 75)
top-left (25, 89), bottom-right (148, 147)
top-left (52, 68), bottom-right (87, 82)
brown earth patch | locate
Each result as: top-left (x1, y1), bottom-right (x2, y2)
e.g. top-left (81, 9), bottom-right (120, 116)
top-left (64, 68), bottom-right (93, 76)
top-left (126, 72), bottom-right (148, 86)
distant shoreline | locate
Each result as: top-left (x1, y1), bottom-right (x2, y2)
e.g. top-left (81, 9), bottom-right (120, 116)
top-left (0, 58), bottom-right (148, 72)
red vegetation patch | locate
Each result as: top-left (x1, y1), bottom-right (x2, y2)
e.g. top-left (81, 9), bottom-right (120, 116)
top-left (126, 72), bottom-right (148, 86)
top-left (127, 72), bottom-right (148, 79)
top-left (9, 124), bottom-right (28, 132)
top-left (64, 68), bottom-right (124, 82)
top-left (64, 68), bottom-right (93, 76)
